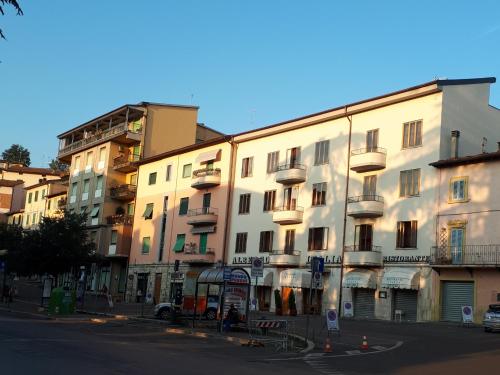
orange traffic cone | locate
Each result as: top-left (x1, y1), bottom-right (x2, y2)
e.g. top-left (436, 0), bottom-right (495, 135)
top-left (324, 337), bottom-right (333, 353)
top-left (361, 335), bottom-right (369, 350)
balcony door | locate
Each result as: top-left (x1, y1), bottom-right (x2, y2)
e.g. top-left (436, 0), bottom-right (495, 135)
top-left (363, 175), bottom-right (377, 198)
top-left (366, 129), bottom-right (379, 151)
top-left (199, 233), bottom-right (208, 254)
top-left (286, 147), bottom-right (301, 168)
top-left (203, 193), bottom-right (211, 214)
top-left (283, 187), bottom-right (298, 210)
top-left (449, 227), bottom-right (464, 264)
top-left (285, 229), bottom-right (295, 254)
top-left (355, 224), bottom-right (373, 251)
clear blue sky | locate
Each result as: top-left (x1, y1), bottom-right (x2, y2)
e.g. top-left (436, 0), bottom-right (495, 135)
top-left (1, 0), bottom-right (499, 166)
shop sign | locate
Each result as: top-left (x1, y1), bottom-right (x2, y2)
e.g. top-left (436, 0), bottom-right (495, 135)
top-left (462, 306), bottom-right (473, 323)
top-left (232, 256), bottom-right (269, 265)
top-left (230, 269), bottom-right (250, 284)
top-left (326, 309), bottom-right (339, 331)
top-left (383, 255), bottom-right (429, 263)
top-left (306, 255), bottom-right (342, 265)
top-left (343, 302), bottom-right (354, 318)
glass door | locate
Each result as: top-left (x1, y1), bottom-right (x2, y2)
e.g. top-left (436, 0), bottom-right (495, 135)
top-left (450, 227), bottom-right (464, 264)
top-left (355, 224), bottom-right (373, 251)
top-left (285, 229), bottom-right (295, 254)
top-left (366, 129), bottom-right (379, 152)
top-left (286, 147), bottom-right (301, 168)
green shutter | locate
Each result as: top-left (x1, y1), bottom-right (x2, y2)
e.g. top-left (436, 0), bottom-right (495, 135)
top-left (199, 234), bottom-right (208, 254)
top-left (173, 234), bottom-right (186, 252)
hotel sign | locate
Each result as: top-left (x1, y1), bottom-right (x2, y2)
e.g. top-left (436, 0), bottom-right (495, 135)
top-left (232, 256), bottom-right (269, 265)
top-left (306, 255), bottom-right (342, 265)
top-left (383, 255), bottom-right (429, 264)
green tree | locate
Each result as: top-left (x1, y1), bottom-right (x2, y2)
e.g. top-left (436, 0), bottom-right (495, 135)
top-left (0, 222), bottom-right (24, 273)
top-left (49, 158), bottom-right (69, 173)
top-left (0, 0), bottom-right (23, 40)
top-left (2, 144), bottom-right (31, 166)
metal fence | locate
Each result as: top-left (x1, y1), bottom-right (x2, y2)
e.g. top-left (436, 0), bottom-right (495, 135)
top-left (248, 319), bottom-right (290, 351)
top-left (431, 245), bottom-right (500, 266)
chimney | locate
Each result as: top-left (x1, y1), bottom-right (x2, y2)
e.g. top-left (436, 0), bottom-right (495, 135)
top-left (451, 130), bottom-right (460, 158)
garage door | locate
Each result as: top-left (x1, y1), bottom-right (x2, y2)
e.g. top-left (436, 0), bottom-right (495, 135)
top-left (441, 282), bottom-right (474, 322)
top-left (393, 290), bottom-right (418, 322)
top-left (353, 288), bottom-right (375, 319)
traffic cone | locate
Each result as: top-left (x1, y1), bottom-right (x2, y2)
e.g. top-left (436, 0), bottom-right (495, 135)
top-left (324, 337), bottom-right (333, 353)
top-left (361, 335), bottom-right (369, 350)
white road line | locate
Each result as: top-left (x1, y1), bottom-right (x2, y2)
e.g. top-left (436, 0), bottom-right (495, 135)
top-left (345, 350), bottom-right (361, 355)
top-left (372, 345), bottom-right (387, 351)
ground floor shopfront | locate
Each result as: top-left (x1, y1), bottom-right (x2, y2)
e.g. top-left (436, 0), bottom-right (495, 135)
top-left (430, 267), bottom-right (500, 323)
top-left (341, 265), bottom-right (433, 322)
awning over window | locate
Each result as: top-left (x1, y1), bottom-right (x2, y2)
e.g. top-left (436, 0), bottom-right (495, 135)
top-left (142, 204), bottom-right (153, 218)
top-left (381, 267), bottom-right (420, 290)
top-left (279, 269), bottom-right (314, 288)
top-left (173, 236), bottom-right (185, 252)
top-left (191, 225), bottom-right (216, 234)
top-left (90, 206), bottom-right (100, 218)
top-left (195, 149), bottom-right (220, 164)
top-left (343, 269), bottom-right (377, 289)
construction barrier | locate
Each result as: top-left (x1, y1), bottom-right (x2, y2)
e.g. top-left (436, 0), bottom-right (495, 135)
top-left (248, 319), bottom-right (289, 351)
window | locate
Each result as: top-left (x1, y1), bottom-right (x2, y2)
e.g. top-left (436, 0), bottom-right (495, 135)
top-left (286, 147), bottom-right (301, 167)
top-left (259, 231), bottom-right (274, 253)
top-left (355, 224), bottom-right (373, 251)
top-left (314, 140), bottom-right (330, 165)
top-left (239, 193), bottom-right (251, 214)
top-left (127, 202), bottom-right (135, 215)
top-left (41, 189), bottom-right (46, 199)
top-left (285, 230), bottom-right (295, 253)
top-left (26, 215), bottom-right (30, 226)
top-left (166, 164), bottom-right (172, 181)
top-left (82, 179), bottom-right (90, 200)
top-left (47, 200), bottom-right (51, 210)
top-left (263, 190), bottom-right (276, 212)
top-left (173, 234), bottom-right (186, 252)
top-left (86, 151), bottom-right (93, 168)
top-left (90, 205), bottom-right (100, 218)
top-left (179, 197), bottom-right (189, 215)
top-left (267, 151), bottom-right (279, 173)
top-left (366, 129), bottom-right (379, 151)
top-left (110, 230), bottom-right (118, 245)
top-left (129, 173), bottom-right (138, 186)
top-left (312, 182), bottom-right (327, 206)
top-left (142, 237), bottom-right (151, 254)
top-left (95, 175), bottom-right (103, 197)
top-left (32, 213), bottom-right (36, 224)
top-left (143, 203), bottom-right (154, 219)
top-left (235, 232), bottom-right (248, 253)
top-left (74, 156), bottom-right (81, 172)
top-left (363, 175), bottom-right (377, 197)
top-left (182, 164), bottom-right (192, 178)
top-left (99, 147), bottom-right (106, 162)
top-left (241, 157), bottom-right (253, 177)
top-left (449, 177), bottom-right (468, 202)
top-left (34, 191), bottom-right (39, 202)
top-left (28, 192), bottom-right (32, 204)
top-left (402, 120), bottom-right (422, 148)
top-left (399, 169), bottom-right (420, 197)
top-left (71, 182), bottom-right (78, 197)
top-left (396, 221), bottom-right (418, 248)
top-left (148, 172), bottom-right (157, 185)
top-left (308, 227), bottom-right (329, 251)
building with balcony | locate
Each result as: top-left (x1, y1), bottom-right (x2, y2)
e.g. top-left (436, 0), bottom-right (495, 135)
top-left (429, 149), bottom-right (500, 323)
top-left (226, 77), bottom-right (500, 320)
top-left (127, 136), bottom-right (231, 306)
top-left (57, 102), bottom-right (222, 297)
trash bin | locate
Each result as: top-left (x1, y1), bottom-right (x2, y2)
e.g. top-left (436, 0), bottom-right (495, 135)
top-left (48, 286), bottom-right (76, 315)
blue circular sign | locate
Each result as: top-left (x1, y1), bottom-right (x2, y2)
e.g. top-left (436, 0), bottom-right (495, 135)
top-left (327, 310), bottom-right (337, 321)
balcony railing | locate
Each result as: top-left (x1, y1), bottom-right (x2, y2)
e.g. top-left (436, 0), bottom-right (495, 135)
top-left (350, 147), bottom-right (387, 172)
top-left (347, 195), bottom-right (384, 218)
top-left (58, 123), bottom-right (142, 158)
top-left (350, 147), bottom-right (387, 156)
top-left (269, 249), bottom-right (301, 266)
top-left (344, 245), bottom-right (382, 252)
top-left (106, 214), bottom-right (133, 225)
top-left (187, 207), bottom-right (218, 226)
top-left (109, 184), bottom-right (137, 200)
top-left (272, 205), bottom-right (304, 225)
top-left (270, 249), bottom-right (301, 256)
top-left (192, 168), bottom-right (221, 178)
top-left (275, 163), bottom-right (307, 184)
top-left (344, 245), bottom-right (383, 266)
top-left (276, 163), bottom-right (306, 172)
top-left (347, 195), bottom-right (384, 203)
top-left (113, 153), bottom-right (140, 171)
top-left (187, 207), bottom-right (218, 216)
top-left (273, 205), bottom-right (304, 212)
top-left (430, 245), bottom-right (500, 266)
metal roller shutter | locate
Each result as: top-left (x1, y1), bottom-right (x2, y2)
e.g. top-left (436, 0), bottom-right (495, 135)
top-left (353, 288), bottom-right (375, 319)
top-left (393, 290), bottom-right (418, 322)
top-left (441, 282), bottom-right (474, 322)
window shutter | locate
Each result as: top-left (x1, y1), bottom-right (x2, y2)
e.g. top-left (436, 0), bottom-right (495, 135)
top-left (322, 228), bottom-right (329, 250)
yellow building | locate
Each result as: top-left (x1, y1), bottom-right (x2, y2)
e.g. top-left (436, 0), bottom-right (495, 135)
top-left (23, 178), bottom-right (68, 229)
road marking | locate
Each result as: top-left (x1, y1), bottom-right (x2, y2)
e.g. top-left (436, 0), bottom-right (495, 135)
top-left (345, 350), bottom-right (361, 355)
top-left (306, 352), bottom-right (326, 357)
top-left (372, 345), bottom-right (387, 351)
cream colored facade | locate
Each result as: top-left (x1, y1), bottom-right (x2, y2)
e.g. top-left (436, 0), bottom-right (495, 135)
top-left (227, 77), bottom-right (500, 321)
top-left (23, 179), bottom-right (67, 229)
top-left (127, 137), bottom-right (232, 305)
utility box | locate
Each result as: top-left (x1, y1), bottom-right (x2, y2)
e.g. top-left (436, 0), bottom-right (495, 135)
top-left (48, 287), bottom-right (76, 315)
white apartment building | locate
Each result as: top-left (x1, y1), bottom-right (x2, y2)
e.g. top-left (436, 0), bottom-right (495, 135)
top-left (227, 77), bottom-right (499, 321)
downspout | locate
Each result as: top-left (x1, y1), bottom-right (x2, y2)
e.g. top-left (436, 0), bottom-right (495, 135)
top-left (339, 106), bottom-right (352, 314)
top-left (222, 137), bottom-right (237, 267)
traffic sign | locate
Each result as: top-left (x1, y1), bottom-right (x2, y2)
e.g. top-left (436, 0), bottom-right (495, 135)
top-left (251, 257), bottom-right (264, 278)
top-left (223, 267), bottom-right (232, 281)
top-left (311, 256), bottom-right (324, 273)
top-left (312, 271), bottom-right (323, 289)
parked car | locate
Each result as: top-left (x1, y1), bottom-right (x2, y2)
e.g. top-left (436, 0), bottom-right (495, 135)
top-left (154, 295), bottom-right (219, 321)
top-left (483, 304), bottom-right (500, 332)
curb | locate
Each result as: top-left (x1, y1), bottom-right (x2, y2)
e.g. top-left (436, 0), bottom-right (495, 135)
top-left (0, 306), bottom-right (51, 320)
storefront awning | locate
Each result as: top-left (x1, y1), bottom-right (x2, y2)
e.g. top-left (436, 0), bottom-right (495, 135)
top-left (195, 149), bottom-right (220, 164)
top-left (381, 267), bottom-right (420, 290)
top-left (343, 269), bottom-right (377, 289)
top-left (279, 269), bottom-right (313, 288)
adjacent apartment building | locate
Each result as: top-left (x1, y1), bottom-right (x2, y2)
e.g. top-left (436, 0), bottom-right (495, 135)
top-left (226, 77), bottom-right (499, 322)
top-left (57, 102), bottom-right (222, 297)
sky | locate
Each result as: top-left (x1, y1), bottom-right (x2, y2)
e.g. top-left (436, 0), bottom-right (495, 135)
top-left (0, 0), bottom-right (499, 167)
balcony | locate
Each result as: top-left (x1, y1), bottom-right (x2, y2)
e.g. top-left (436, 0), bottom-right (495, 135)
top-left (269, 250), bottom-right (301, 267)
top-left (350, 148), bottom-right (387, 173)
top-left (58, 122), bottom-right (142, 161)
top-left (106, 214), bottom-right (133, 226)
top-left (110, 184), bottom-right (137, 201)
top-left (181, 247), bottom-right (216, 264)
top-left (187, 207), bottom-right (218, 226)
top-left (430, 245), bottom-right (500, 267)
top-left (113, 153), bottom-right (140, 173)
top-left (347, 195), bottom-right (384, 218)
top-left (191, 168), bottom-right (221, 189)
top-left (57, 198), bottom-right (67, 209)
top-left (275, 164), bottom-right (307, 184)
top-left (272, 205), bottom-right (304, 225)
top-left (344, 245), bottom-right (383, 267)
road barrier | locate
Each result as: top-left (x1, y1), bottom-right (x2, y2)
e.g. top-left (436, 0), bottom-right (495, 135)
top-left (248, 319), bottom-right (289, 351)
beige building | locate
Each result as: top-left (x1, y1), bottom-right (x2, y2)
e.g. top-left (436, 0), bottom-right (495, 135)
top-left (23, 178), bottom-right (68, 229)
top-left (57, 102), bottom-right (222, 297)
top-left (430, 147), bottom-right (500, 323)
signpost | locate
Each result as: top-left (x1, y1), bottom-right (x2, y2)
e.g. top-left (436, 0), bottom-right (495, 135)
top-left (251, 258), bottom-right (264, 311)
top-left (343, 301), bottom-right (354, 318)
top-left (306, 256), bottom-right (324, 341)
top-left (461, 305), bottom-right (474, 325)
top-left (326, 308), bottom-right (340, 332)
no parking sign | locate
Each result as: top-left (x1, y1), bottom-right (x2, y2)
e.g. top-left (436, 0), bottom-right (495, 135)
top-left (326, 308), bottom-right (339, 332)
top-left (461, 305), bottom-right (473, 323)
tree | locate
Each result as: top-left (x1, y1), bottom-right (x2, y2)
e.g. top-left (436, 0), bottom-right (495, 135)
top-left (0, 0), bottom-right (23, 40)
top-left (0, 222), bottom-right (24, 273)
top-left (2, 144), bottom-right (31, 166)
top-left (49, 158), bottom-right (69, 173)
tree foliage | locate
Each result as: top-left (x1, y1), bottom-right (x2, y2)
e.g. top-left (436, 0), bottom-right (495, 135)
top-left (0, 0), bottom-right (23, 40)
top-left (49, 158), bottom-right (69, 173)
top-left (2, 144), bottom-right (31, 166)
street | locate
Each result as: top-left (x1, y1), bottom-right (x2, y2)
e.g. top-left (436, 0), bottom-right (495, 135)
top-left (1, 307), bottom-right (499, 375)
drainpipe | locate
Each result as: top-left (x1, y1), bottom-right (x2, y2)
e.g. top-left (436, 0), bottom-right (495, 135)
top-left (222, 137), bottom-right (237, 267)
top-left (339, 106), bottom-right (353, 315)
